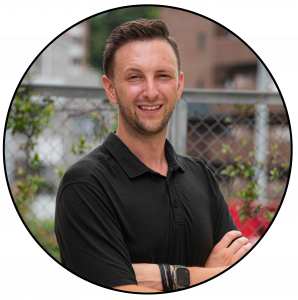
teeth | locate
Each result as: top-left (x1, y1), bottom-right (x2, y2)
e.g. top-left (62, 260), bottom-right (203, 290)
top-left (140, 105), bottom-right (161, 110)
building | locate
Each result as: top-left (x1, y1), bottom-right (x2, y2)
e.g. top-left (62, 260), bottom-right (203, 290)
top-left (14, 20), bottom-right (106, 218)
top-left (160, 8), bottom-right (258, 90)
top-left (160, 8), bottom-right (289, 198)
top-left (23, 21), bottom-right (100, 86)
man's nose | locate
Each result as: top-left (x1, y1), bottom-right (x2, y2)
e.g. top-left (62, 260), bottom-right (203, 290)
top-left (142, 78), bottom-right (159, 100)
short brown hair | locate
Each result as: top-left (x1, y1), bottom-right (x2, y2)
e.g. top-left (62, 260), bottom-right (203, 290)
top-left (103, 19), bottom-right (181, 79)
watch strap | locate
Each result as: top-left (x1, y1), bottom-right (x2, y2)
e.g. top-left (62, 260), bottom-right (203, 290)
top-left (174, 265), bottom-right (185, 267)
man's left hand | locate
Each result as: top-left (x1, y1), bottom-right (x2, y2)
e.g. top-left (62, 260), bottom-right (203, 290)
top-left (204, 230), bottom-right (252, 268)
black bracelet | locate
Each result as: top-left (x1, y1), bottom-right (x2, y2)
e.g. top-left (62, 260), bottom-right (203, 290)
top-left (158, 263), bottom-right (168, 292)
top-left (164, 263), bottom-right (174, 291)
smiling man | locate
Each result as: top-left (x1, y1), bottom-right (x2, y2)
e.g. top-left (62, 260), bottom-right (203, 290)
top-left (55, 19), bottom-right (252, 293)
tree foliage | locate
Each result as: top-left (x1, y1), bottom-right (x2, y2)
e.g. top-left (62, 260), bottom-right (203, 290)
top-left (7, 88), bottom-right (117, 261)
top-left (7, 87), bottom-right (54, 203)
top-left (220, 104), bottom-right (289, 223)
top-left (7, 87), bottom-right (60, 260)
top-left (89, 6), bottom-right (161, 73)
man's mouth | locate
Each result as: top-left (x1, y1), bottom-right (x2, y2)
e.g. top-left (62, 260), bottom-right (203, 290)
top-left (139, 105), bottom-right (162, 111)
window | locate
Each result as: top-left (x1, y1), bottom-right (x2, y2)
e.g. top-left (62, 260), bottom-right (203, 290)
top-left (197, 80), bottom-right (205, 88)
top-left (215, 26), bottom-right (236, 39)
top-left (198, 34), bottom-right (207, 50)
top-left (73, 37), bottom-right (82, 45)
top-left (214, 63), bottom-right (257, 89)
top-left (215, 26), bottom-right (229, 37)
top-left (72, 58), bottom-right (82, 66)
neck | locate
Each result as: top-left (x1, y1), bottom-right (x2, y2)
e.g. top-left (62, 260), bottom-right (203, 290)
top-left (116, 123), bottom-right (168, 176)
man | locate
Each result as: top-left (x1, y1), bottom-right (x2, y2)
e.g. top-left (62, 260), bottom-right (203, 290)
top-left (55, 19), bottom-right (252, 293)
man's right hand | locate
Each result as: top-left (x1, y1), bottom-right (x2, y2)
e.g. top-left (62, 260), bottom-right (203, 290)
top-left (204, 231), bottom-right (252, 268)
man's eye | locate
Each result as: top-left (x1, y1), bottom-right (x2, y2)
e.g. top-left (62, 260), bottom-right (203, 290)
top-left (159, 74), bottom-right (169, 78)
top-left (129, 75), bottom-right (139, 79)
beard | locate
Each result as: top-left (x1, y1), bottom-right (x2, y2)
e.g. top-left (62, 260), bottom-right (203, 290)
top-left (115, 88), bottom-right (176, 136)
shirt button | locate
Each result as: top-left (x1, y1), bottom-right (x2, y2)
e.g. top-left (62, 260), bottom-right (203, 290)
top-left (173, 201), bottom-right (178, 208)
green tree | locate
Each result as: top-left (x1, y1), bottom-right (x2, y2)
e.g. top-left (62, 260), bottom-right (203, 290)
top-left (89, 6), bottom-right (161, 73)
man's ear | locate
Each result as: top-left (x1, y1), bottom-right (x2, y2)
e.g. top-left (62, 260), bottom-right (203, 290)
top-left (176, 71), bottom-right (184, 102)
top-left (102, 75), bottom-right (118, 105)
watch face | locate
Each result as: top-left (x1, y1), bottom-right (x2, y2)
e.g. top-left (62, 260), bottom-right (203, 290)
top-left (177, 268), bottom-right (190, 287)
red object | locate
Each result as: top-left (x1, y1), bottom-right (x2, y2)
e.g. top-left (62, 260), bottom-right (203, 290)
top-left (228, 201), bottom-right (279, 245)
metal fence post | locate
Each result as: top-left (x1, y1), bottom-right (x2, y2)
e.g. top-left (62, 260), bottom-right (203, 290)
top-left (175, 97), bottom-right (188, 155)
top-left (254, 61), bottom-right (271, 201)
top-left (166, 96), bottom-right (187, 155)
top-left (4, 129), bottom-right (14, 186)
top-left (254, 103), bottom-right (269, 201)
top-left (166, 103), bottom-right (175, 148)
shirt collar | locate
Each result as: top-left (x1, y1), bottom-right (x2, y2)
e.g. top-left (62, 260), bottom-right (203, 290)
top-left (103, 132), bottom-right (185, 179)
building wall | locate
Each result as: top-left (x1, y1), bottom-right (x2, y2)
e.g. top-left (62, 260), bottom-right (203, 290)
top-left (160, 8), bottom-right (258, 89)
top-left (159, 8), bottom-right (289, 183)
top-left (23, 20), bottom-right (100, 86)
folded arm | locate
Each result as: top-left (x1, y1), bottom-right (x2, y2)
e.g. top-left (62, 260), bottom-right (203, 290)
top-left (114, 264), bottom-right (228, 292)
top-left (114, 230), bottom-right (252, 293)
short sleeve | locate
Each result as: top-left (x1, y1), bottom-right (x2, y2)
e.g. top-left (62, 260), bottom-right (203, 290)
top-left (213, 187), bottom-right (239, 245)
top-left (55, 182), bottom-right (137, 287)
top-left (205, 167), bottom-right (239, 245)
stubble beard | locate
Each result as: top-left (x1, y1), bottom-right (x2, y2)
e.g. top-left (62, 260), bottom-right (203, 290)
top-left (115, 88), bottom-right (176, 136)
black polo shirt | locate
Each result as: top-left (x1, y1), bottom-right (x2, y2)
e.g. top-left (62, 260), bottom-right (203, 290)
top-left (55, 132), bottom-right (237, 288)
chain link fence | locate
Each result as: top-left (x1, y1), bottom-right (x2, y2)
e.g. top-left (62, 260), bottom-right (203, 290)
top-left (4, 84), bottom-right (291, 260)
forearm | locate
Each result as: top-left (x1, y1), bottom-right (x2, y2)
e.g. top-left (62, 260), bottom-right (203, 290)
top-left (188, 266), bottom-right (228, 285)
top-left (132, 263), bottom-right (165, 290)
top-left (132, 263), bottom-right (228, 292)
top-left (113, 284), bottom-right (161, 293)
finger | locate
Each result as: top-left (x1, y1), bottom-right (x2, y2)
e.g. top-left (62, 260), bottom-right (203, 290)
top-left (229, 237), bottom-right (249, 254)
top-left (230, 243), bottom-right (252, 265)
top-left (217, 230), bottom-right (242, 248)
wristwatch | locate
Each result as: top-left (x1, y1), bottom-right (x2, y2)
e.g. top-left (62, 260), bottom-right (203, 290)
top-left (172, 265), bottom-right (190, 290)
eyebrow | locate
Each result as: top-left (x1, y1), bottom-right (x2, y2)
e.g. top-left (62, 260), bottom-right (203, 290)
top-left (124, 68), bottom-right (141, 73)
top-left (124, 68), bottom-right (175, 73)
